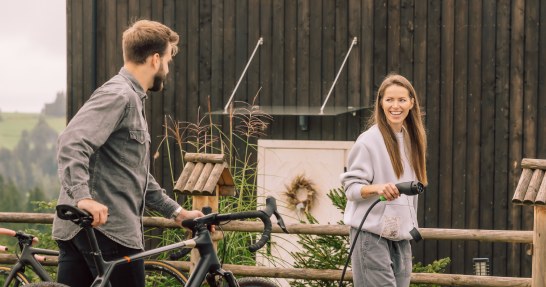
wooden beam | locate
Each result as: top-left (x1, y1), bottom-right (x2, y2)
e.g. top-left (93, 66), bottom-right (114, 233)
top-left (521, 158), bottom-right (546, 170)
top-left (184, 153), bottom-right (226, 163)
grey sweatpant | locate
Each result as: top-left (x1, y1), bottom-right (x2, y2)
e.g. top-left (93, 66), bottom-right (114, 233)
top-left (349, 228), bottom-right (412, 287)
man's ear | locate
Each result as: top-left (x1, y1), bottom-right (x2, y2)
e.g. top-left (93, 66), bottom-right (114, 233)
top-left (150, 53), bottom-right (161, 71)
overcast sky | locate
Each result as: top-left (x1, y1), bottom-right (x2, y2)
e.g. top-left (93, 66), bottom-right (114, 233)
top-left (0, 0), bottom-right (66, 113)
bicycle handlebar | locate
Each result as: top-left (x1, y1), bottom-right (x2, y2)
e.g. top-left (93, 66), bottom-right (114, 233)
top-left (181, 196), bottom-right (288, 253)
top-left (0, 227), bottom-right (39, 245)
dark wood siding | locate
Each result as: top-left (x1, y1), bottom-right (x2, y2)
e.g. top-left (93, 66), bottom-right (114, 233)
top-left (67, 0), bottom-right (545, 277)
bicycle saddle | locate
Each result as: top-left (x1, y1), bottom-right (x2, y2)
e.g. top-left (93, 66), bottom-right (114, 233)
top-left (56, 204), bottom-right (93, 225)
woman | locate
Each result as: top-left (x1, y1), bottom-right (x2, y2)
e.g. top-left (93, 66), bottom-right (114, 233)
top-left (341, 74), bottom-right (427, 286)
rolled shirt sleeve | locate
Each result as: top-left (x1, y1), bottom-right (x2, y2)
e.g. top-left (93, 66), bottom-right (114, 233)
top-left (340, 141), bottom-right (374, 202)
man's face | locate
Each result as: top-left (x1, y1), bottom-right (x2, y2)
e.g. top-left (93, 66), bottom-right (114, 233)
top-left (149, 45), bottom-right (173, 92)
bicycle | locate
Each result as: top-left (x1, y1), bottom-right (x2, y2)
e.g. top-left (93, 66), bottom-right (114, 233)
top-left (0, 228), bottom-right (187, 286)
top-left (26, 196), bottom-right (287, 287)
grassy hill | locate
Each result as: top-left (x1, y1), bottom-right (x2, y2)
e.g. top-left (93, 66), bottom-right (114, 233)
top-left (0, 112), bottom-right (66, 150)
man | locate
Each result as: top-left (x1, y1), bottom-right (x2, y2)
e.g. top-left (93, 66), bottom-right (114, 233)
top-left (52, 20), bottom-right (202, 287)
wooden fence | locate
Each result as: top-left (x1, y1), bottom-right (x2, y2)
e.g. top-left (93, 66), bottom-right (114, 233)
top-left (0, 213), bottom-right (536, 286)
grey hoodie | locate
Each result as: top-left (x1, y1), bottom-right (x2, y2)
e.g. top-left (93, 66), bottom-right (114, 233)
top-left (340, 125), bottom-right (419, 241)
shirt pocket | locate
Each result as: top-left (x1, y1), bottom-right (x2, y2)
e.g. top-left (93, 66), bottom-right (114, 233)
top-left (121, 130), bottom-right (150, 168)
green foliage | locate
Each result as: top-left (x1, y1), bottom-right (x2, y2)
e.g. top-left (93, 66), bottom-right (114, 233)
top-left (410, 257), bottom-right (451, 287)
top-left (150, 100), bottom-right (274, 267)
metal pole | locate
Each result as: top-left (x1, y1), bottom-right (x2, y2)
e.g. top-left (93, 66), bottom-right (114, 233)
top-left (320, 37), bottom-right (358, 115)
top-left (223, 37), bottom-right (264, 113)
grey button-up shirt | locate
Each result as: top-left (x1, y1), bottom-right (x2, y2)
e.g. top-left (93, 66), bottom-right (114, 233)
top-left (52, 67), bottom-right (179, 250)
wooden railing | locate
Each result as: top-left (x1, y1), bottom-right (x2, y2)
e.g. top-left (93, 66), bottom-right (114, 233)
top-left (0, 212), bottom-right (534, 287)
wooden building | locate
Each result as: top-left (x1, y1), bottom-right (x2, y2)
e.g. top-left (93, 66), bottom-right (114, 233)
top-left (66, 0), bottom-right (546, 277)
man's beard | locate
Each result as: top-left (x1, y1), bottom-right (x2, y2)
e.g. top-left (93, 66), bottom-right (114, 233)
top-left (149, 67), bottom-right (167, 92)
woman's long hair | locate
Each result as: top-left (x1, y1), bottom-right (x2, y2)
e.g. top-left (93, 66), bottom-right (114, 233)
top-left (367, 74), bottom-right (428, 185)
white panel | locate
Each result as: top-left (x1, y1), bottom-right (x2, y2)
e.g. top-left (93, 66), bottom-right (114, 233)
top-left (256, 140), bottom-right (353, 286)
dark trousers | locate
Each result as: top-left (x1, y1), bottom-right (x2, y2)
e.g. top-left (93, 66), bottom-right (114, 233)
top-left (56, 229), bottom-right (144, 287)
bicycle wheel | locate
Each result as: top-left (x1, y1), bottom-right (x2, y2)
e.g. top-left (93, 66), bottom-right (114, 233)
top-left (0, 266), bottom-right (30, 286)
top-left (144, 260), bottom-right (187, 287)
top-left (237, 277), bottom-right (279, 287)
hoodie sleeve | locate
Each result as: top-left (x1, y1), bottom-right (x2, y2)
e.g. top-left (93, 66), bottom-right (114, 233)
top-left (340, 141), bottom-right (374, 202)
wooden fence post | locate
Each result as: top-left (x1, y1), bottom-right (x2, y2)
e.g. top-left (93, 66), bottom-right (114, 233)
top-left (533, 206), bottom-right (545, 287)
top-left (512, 158), bottom-right (546, 287)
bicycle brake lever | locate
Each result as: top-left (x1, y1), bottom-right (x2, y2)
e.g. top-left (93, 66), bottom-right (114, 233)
top-left (273, 210), bottom-right (289, 234)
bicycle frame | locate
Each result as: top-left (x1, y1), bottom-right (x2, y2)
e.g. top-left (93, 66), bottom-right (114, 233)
top-left (81, 224), bottom-right (235, 287)
top-left (1, 231), bottom-right (59, 287)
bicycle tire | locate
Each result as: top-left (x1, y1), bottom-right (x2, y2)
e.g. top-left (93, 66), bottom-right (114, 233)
top-left (17, 283), bottom-right (69, 287)
top-left (237, 277), bottom-right (279, 287)
top-left (144, 260), bottom-right (188, 286)
top-left (0, 266), bottom-right (30, 286)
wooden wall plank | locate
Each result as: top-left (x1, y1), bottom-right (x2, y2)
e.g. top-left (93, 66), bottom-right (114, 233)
top-left (347, 0), bottom-right (361, 141)
top-left (465, 0), bottom-right (482, 276)
top-left (248, 0), bottom-right (260, 106)
top-left (423, 0), bottom-right (441, 267)
top-left (387, 0), bottom-right (400, 72)
top-left (296, 0), bottom-right (310, 140)
top-left (412, 0), bottom-right (426, 265)
top-left (235, 0), bottom-right (248, 102)
top-left (96, 0), bottom-right (106, 88)
top-left (269, 0), bottom-right (284, 139)
top-left (66, 0), bottom-right (74, 120)
top-left (507, 0), bottom-right (525, 277)
top-left (321, 0), bottom-right (335, 141)
top-left (540, 0), bottom-right (546, 159)
top-left (479, 0), bottom-right (496, 274)
top-left (283, 0), bottom-right (297, 139)
top-left (174, 0), bottom-right (188, 174)
top-left (361, 0), bottom-right (374, 108)
top-left (259, 0), bottom-right (272, 108)
top-left (521, 0), bottom-right (539, 276)
top-left (451, 0), bottom-right (468, 274)
top-left (334, 0), bottom-right (348, 141)
top-left (438, 0), bottom-right (455, 272)
top-left (493, 0), bottom-right (511, 276)
top-left (71, 0), bottom-right (83, 113)
top-left (399, 0), bottom-right (413, 80)
top-left (373, 0), bottom-right (387, 90)
top-left (309, 0), bottom-right (322, 140)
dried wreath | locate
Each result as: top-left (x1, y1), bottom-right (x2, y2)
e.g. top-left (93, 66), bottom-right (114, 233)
top-left (283, 174), bottom-right (318, 213)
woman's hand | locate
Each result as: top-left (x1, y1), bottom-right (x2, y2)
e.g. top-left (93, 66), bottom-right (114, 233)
top-left (360, 183), bottom-right (400, 201)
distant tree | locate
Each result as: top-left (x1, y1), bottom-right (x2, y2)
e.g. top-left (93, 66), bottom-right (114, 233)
top-left (0, 108), bottom-right (3, 121)
top-left (42, 91), bottom-right (66, 117)
top-left (0, 175), bottom-right (23, 212)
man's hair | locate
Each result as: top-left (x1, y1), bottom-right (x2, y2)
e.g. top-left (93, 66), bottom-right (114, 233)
top-left (122, 20), bottom-right (179, 64)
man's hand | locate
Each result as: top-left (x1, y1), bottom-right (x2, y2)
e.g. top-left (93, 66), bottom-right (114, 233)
top-left (174, 209), bottom-right (204, 225)
top-left (77, 199), bottom-right (109, 227)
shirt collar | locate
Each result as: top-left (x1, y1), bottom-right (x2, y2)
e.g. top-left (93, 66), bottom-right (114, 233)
top-left (119, 67), bottom-right (148, 100)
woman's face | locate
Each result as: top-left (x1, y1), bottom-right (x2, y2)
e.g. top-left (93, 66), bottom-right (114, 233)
top-left (381, 84), bottom-right (414, 132)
